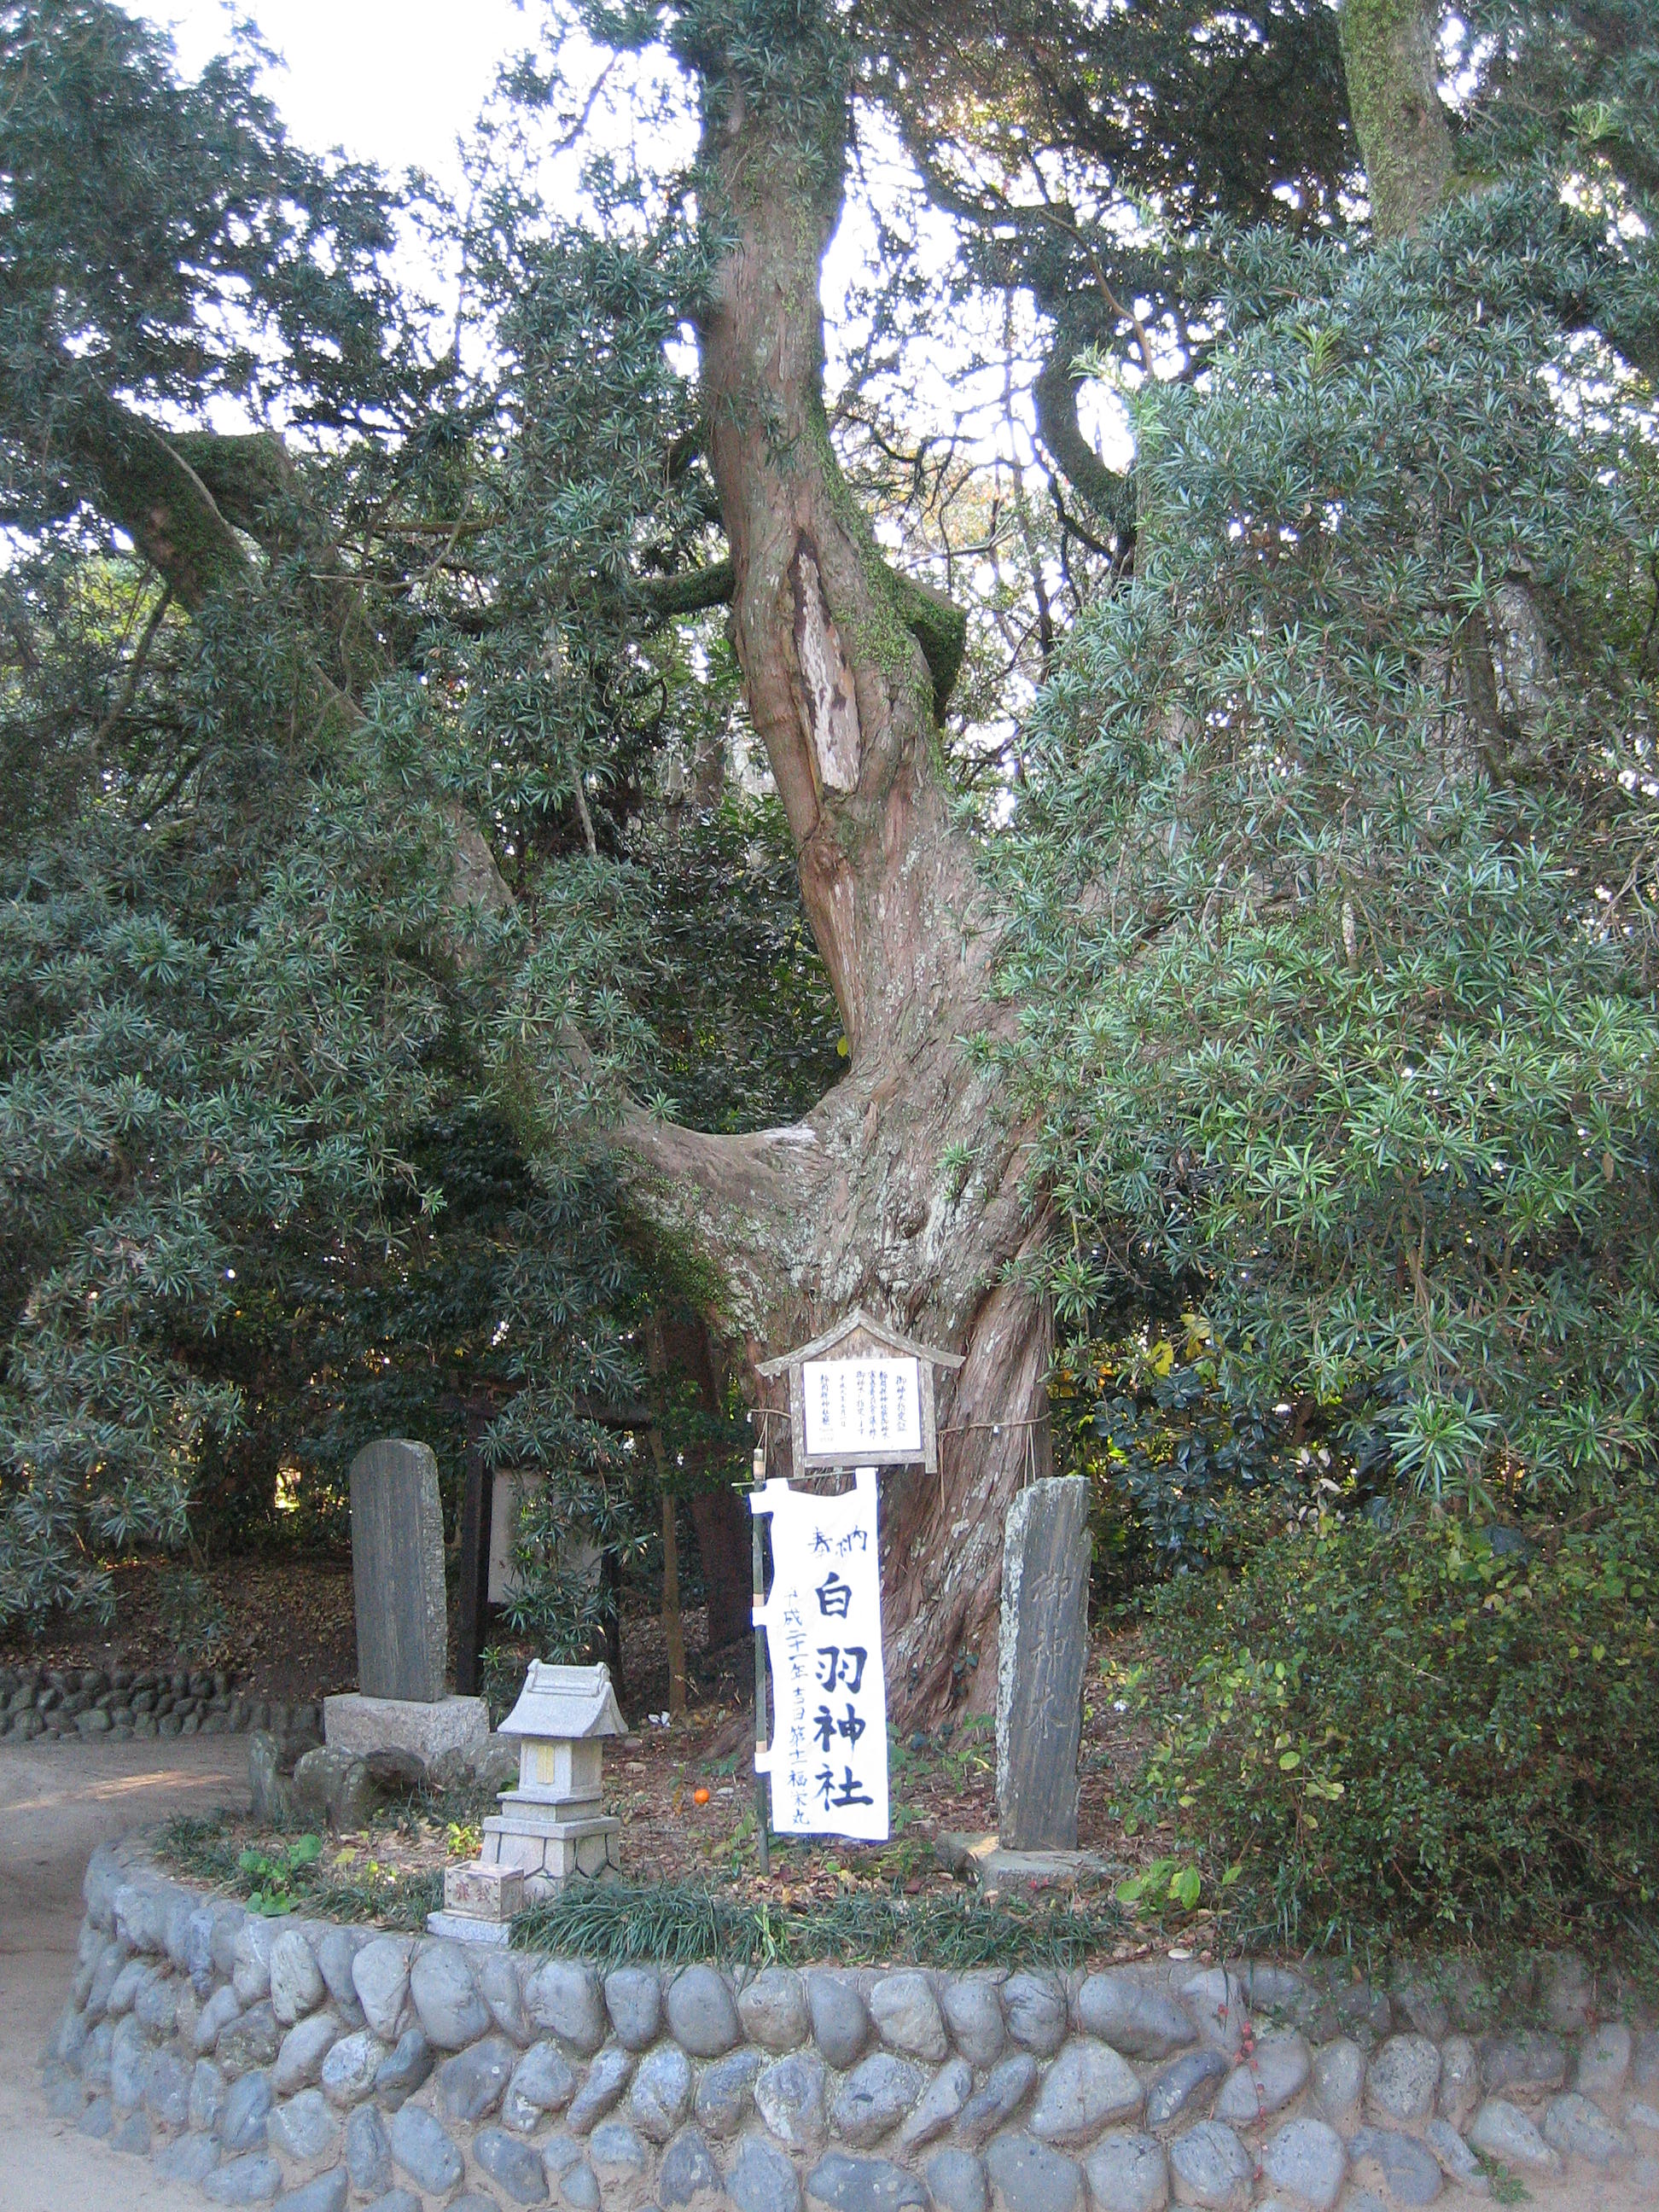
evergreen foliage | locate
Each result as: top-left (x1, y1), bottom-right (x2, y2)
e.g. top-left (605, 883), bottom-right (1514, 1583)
top-left (0, 1), bottom-right (830, 1625)
top-left (1000, 166), bottom-right (1659, 1509)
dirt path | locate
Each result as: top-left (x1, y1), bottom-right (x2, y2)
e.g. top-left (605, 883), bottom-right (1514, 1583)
top-left (0, 1734), bottom-right (246, 2210)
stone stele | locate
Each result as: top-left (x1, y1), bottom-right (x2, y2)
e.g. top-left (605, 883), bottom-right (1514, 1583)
top-left (996, 1476), bottom-right (1091, 1852)
top-left (323, 1439), bottom-right (488, 1768)
top-left (346, 1438), bottom-right (448, 1703)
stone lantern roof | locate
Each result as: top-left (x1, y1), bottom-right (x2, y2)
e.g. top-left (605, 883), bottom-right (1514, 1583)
top-left (498, 1661), bottom-right (626, 1743)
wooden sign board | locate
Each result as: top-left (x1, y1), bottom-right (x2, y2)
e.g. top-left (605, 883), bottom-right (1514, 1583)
top-left (756, 1307), bottom-right (963, 1473)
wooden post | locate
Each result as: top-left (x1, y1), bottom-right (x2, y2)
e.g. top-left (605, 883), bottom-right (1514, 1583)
top-left (454, 1439), bottom-right (494, 1699)
top-left (661, 1489), bottom-right (687, 1719)
top-left (647, 1320), bottom-right (687, 1720)
top-left (750, 1441), bottom-right (771, 1875)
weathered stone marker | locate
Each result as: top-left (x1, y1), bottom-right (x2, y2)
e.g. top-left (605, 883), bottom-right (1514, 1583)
top-left (997, 1473), bottom-right (1091, 1850)
top-left (348, 1437), bottom-right (447, 1703)
top-left (326, 1437), bottom-right (490, 1768)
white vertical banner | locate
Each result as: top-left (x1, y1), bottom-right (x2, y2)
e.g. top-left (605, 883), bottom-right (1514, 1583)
top-left (751, 1468), bottom-right (889, 1841)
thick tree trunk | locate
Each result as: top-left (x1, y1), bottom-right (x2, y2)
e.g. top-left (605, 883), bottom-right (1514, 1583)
top-left (1338, 0), bottom-right (1456, 242)
top-left (35, 8), bottom-right (1056, 1729)
top-left (611, 12), bottom-right (1054, 1726)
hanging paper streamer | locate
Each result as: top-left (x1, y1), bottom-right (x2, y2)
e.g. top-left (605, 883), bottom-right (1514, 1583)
top-left (751, 1469), bottom-right (889, 1841)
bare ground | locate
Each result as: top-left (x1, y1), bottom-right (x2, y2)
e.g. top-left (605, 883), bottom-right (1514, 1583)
top-left (0, 1732), bottom-right (246, 2210)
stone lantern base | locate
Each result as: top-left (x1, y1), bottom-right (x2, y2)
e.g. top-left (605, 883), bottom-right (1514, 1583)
top-left (480, 1790), bottom-right (621, 1899)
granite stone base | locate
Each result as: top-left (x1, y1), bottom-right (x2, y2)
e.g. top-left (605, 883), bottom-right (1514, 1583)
top-left (323, 1691), bottom-right (489, 1764)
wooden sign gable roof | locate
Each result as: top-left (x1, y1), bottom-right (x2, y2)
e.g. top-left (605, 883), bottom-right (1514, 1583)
top-left (754, 1306), bottom-right (963, 1378)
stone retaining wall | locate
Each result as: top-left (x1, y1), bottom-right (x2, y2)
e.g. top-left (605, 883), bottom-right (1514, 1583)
top-left (43, 1835), bottom-right (1659, 2212)
top-left (1, 1662), bottom-right (311, 1743)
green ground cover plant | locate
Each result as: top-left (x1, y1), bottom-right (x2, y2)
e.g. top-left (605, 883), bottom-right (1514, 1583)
top-left (163, 1813), bottom-right (441, 1930)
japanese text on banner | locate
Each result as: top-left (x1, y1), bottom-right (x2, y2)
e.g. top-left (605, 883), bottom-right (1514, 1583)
top-left (751, 1468), bottom-right (888, 1841)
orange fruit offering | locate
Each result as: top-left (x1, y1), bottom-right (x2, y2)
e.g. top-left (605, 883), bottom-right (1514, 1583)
top-left (693, 1786), bottom-right (711, 1806)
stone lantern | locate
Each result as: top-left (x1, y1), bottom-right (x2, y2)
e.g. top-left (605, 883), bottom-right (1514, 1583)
top-left (431, 1659), bottom-right (626, 1943)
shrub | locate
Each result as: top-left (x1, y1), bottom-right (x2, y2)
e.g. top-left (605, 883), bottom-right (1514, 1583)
top-left (1122, 1489), bottom-right (1659, 1948)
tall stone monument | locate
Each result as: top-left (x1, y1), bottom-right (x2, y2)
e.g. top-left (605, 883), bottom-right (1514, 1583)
top-left (323, 1438), bottom-right (488, 1766)
top-left (997, 1473), bottom-right (1091, 1851)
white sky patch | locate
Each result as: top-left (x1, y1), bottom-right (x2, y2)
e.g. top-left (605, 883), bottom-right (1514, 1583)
top-left (139, 0), bottom-right (531, 195)
top-left (133, 2), bottom-right (1126, 480)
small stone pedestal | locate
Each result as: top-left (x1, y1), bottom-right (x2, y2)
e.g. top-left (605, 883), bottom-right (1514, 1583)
top-left (428, 1860), bottom-right (525, 1947)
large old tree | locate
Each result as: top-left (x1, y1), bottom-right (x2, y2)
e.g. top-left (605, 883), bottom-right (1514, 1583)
top-left (4, 0), bottom-right (1655, 1700)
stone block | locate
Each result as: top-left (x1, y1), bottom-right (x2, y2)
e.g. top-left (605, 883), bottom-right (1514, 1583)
top-left (527, 1960), bottom-right (608, 2054)
top-left (1083, 2134), bottom-right (1167, 2212)
top-left (667, 1965), bottom-right (742, 2057)
top-left (1144, 2050), bottom-right (1227, 2130)
top-left (373, 2027), bottom-right (434, 2110)
top-left (1348, 2127), bottom-right (1444, 2206)
top-left (742, 1968), bottom-right (809, 2053)
top-left (1364, 2034), bottom-right (1440, 2124)
top-left (445, 1860), bottom-right (526, 1922)
top-left (568, 2046), bottom-right (636, 2133)
top-left (435, 2032), bottom-right (519, 2124)
top-left (1212, 2032), bottom-right (1309, 2123)
top-left (320, 2028), bottom-right (386, 2109)
top-left (940, 1979), bottom-right (1004, 2068)
top-left (410, 1941), bottom-right (491, 2049)
top-left (809, 2152), bottom-right (931, 2212)
top-left (606, 1967), bottom-right (664, 2050)
top-left (387, 2101), bottom-right (466, 2194)
top-left (352, 1937), bottom-right (414, 2041)
top-left (1002, 1976), bottom-right (1068, 2058)
top-left (1028, 2040), bottom-right (1144, 2144)
top-left (756, 2052), bottom-right (830, 2151)
top-left (996, 1476), bottom-right (1090, 1850)
top-left (267, 2086), bottom-right (341, 2165)
top-left (895, 2058), bottom-right (971, 2151)
top-left (870, 1974), bottom-right (947, 2063)
top-left (734, 2136), bottom-right (806, 2212)
top-left (658, 2126), bottom-right (725, 2212)
top-left (1542, 2090), bottom-right (1631, 2163)
top-left (347, 1439), bottom-right (448, 1703)
top-left (631, 2042), bottom-right (696, 2140)
top-left (983, 2132), bottom-right (1084, 2212)
top-left (478, 2123), bottom-right (556, 2204)
top-left (925, 2150), bottom-right (987, 2212)
top-left (323, 1691), bottom-right (488, 1764)
top-left (830, 2053), bottom-right (927, 2146)
top-left (1258, 2120), bottom-right (1344, 2212)
top-left (1163, 2123), bottom-right (1250, 2212)
top-left (958, 2054), bottom-right (1039, 2147)
top-left (807, 1975), bottom-right (870, 2069)
top-left (1076, 1976), bottom-right (1196, 2062)
top-left (1469, 2098), bottom-right (1561, 2173)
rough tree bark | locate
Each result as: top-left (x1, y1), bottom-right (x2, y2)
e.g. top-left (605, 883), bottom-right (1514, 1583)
top-left (1337, 0), bottom-right (1456, 242)
top-left (607, 16), bottom-right (1056, 1723)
